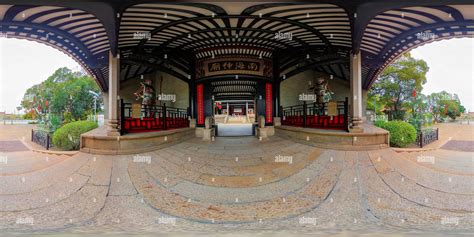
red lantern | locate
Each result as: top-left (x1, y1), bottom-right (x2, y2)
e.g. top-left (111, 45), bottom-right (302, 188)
top-left (412, 89), bottom-right (417, 98)
top-left (45, 100), bottom-right (49, 107)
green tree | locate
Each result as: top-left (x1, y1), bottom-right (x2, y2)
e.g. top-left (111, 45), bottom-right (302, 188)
top-left (20, 67), bottom-right (102, 129)
top-left (369, 53), bottom-right (429, 120)
top-left (427, 91), bottom-right (465, 122)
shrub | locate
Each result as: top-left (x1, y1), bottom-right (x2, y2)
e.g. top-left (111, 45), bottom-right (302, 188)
top-left (374, 120), bottom-right (417, 147)
top-left (374, 120), bottom-right (387, 128)
top-left (53, 121), bottom-right (98, 150)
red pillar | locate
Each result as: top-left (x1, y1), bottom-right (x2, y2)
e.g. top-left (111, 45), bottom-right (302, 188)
top-left (197, 84), bottom-right (204, 126)
top-left (265, 83), bottom-right (273, 124)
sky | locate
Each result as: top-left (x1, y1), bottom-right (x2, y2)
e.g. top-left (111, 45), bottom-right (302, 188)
top-left (410, 38), bottom-right (474, 112)
top-left (0, 38), bottom-right (81, 114)
top-left (0, 37), bottom-right (473, 114)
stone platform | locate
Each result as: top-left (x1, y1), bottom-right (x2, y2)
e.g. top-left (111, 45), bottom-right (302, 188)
top-left (80, 126), bottom-right (194, 155)
top-left (275, 124), bottom-right (389, 150)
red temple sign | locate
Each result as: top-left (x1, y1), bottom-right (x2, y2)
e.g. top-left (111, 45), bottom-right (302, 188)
top-left (265, 83), bottom-right (273, 123)
top-left (197, 84), bottom-right (204, 125)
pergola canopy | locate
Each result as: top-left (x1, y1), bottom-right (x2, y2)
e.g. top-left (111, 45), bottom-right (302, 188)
top-left (0, 0), bottom-right (473, 91)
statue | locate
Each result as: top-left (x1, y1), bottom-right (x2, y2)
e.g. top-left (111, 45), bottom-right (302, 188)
top-left (314, 77), bottom-right (328, 104)
top-left (308, 75), bottom-right (334, 106)
top-left (133, 79), bottom-right (156, 106)
top-left (133, 79), bottom-right (156, 117)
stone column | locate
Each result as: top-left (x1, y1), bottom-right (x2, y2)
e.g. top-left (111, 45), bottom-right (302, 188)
top-left (349, 52), bottom-right (364, 133)
top-left (107, 51), bottom-right (120, 136)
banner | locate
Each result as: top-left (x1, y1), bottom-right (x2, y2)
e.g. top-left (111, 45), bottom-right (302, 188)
top-left (197, 84), bottom-right (204, 125)
top-left (265, 83), bottom-right (273, 123)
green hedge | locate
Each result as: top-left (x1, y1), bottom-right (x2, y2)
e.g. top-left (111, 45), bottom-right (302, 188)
top-left (374, 120), bottom-right (417, 147)
top-left (52, 121), bottom-right (98, 150)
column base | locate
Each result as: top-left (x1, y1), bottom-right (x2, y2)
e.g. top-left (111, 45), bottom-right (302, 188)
top-left (106, 119), bottom-right (120, 136)
top-left (189, 119), bottom-right (196, 128)
top-left (349, 117), bottom-right (364, 133)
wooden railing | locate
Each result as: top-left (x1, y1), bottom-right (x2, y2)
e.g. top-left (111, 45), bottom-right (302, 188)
top-left (120, 99), bottom-right (189, 134)
top-left (281, 97), bottom-right (348, 131)
top-left (416, 128), bottom-right (439, 148)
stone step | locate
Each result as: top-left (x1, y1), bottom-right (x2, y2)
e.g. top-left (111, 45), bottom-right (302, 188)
top-left (167, 150), bottom-right (339, 204)
top-left (144, 146), bottom-right (325, 188)
top-left (127, 150), bottom-right (343, 223)
top-left (0, 172), bottom-right (89, 211)
top-left (367, 150), bottom-right (474, 212)
top-left (0, 152), bottom-right (114, 211)
top-left (398, 150), bottom-right (474, 175)
top-left (0, 151), bottom-right (64, 165)
top-left (0, 185), bottom-right (108, 230)
top-left (359, 154), bottom-right (474, 229)
top-left (371, 149), bottom-right (474, 194)
top-left (0, 153), bottom-right (90, 195)
top-left (0, 154), bottom-right (69, 176)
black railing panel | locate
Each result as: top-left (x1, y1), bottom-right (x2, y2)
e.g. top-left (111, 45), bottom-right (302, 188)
top-left (31, 129), bottom-right (52, 150)
top-left (416, 128), bottom-right (439, 148)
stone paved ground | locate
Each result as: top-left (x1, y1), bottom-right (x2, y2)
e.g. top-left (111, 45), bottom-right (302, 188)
top-left (0, 124), bottom-right (45, 151)
top-left (0, 141), bottom-right (29, 152)
top-left (0, 134), bottom-right (472, 236)
top-left (423, 123), bottom-right (474, 149)
top-left (441, 140), bottom-right (474, 152)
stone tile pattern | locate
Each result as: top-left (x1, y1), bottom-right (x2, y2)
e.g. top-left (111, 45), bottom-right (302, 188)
top-left (0, 136), bottom-right (472, 235)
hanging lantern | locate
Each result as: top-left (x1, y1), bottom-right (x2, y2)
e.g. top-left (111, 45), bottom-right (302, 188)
top-left (412, 89), bottom-right (417, 98)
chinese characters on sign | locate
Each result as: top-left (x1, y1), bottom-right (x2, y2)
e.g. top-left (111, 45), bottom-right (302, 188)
top-left (196, 56), bottom-right (273, 79)
top-left (208, 61), bottom-right (260, 72)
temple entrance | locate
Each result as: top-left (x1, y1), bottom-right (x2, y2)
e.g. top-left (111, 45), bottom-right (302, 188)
top-left (210, 80), bottom-right (258, 136)
top-left (214, 100), bottom-right (255, 136)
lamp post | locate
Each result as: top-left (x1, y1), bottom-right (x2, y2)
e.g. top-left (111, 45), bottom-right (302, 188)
top-left (88, 90), bottom-right (99, 122)
top-left (374, 96), bottom-right (377, 121)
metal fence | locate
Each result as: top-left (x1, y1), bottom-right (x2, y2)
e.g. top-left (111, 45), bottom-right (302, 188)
top-left (31, 129), bottom-right (53, 150)
top-left (416, 128), bottom-right (439, 148)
